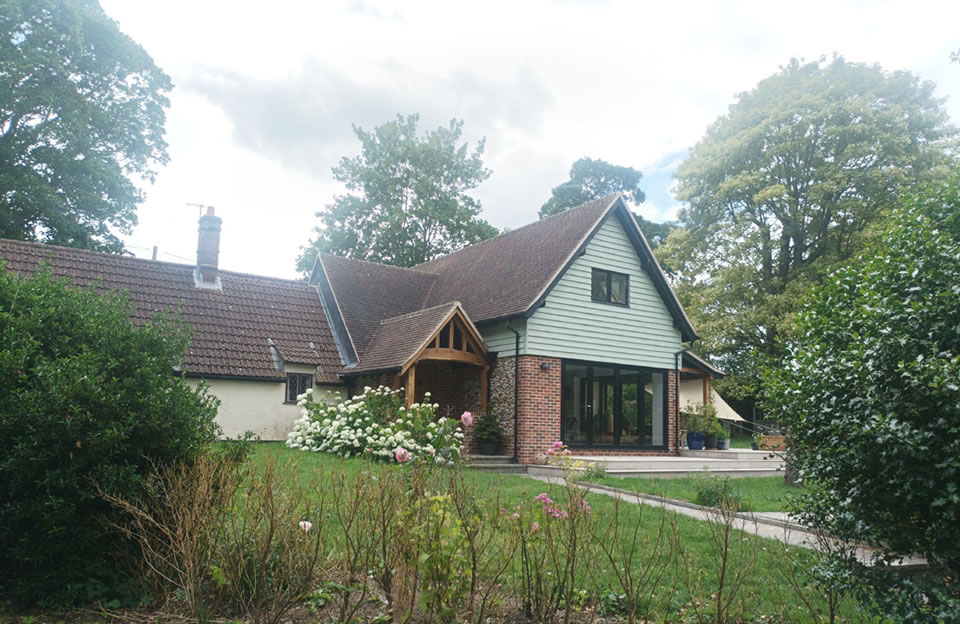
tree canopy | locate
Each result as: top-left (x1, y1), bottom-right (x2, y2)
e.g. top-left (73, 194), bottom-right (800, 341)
top-left (0, 0), bottom-right (172, 253)
top-left (763, 171), bottom-right (960, 620)
top-left (660, 56), bottom-right (958, 399)
top-left (539, 157), bottom-right (672, 246)
top-left (298, 114), bottom-right (497, 271)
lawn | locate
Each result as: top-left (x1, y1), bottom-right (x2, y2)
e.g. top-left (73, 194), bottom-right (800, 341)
top-left (251, 443), bottom-right (868, 623)
top-left (585, 474), bottom-right (799, 512)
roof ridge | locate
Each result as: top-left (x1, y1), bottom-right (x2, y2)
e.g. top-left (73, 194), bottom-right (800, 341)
top-left (379, 301), bottom-right (459, 325)
top-left (0, 237), bottom-right (317, 286)
top-left (415, 193), bottom-right (622, 269)
top-left (319, 251), bottom-right (439, 276)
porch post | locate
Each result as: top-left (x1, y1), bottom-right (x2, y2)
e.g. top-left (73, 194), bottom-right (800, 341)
top-left (703, 375), bottom-right (710, 404)
top-left (405, 364), bottom-right (416, 408)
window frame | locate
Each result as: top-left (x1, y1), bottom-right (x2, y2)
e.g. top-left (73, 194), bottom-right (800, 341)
top-left (560, 359), bottom-right (669, 450)
top-left (285, 373), bottom-right (313, 404)
top-left (591, 268), bottom-right (630, 306)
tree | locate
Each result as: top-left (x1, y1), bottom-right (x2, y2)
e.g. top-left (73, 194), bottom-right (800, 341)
top-left (0, 268), bottom-right (220, 606)
top-left (660, 56), bottom-right (958, 401)
top-left (539, 157), bottom-right (673, 246)
top-left (297, 114), bottom-right (497, 271)
top-left (763, 172), bottom-right (960, 621)
top-left (0, 0), bottom-right (172, 253)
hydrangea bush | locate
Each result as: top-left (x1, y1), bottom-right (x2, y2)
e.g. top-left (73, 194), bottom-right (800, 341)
top-left (286, 386), bottom-right (464, 464)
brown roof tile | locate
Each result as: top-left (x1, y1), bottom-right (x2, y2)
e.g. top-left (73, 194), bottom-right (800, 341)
top-left (317, 253), bottom-right (436, 356)
top-left (349, 302), bottom-right (460, 374)
top-left (0, 239), bottom-right (342, 383)
top-left (416, 195), bottom-right (617, 321)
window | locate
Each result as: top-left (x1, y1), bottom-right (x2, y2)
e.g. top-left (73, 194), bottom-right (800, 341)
top-left (561, 361), bottom-right (667, 448)
top-left (591, 268), bottom-right (629, 305)
top-left (285, 373), bottom-right (312, 403)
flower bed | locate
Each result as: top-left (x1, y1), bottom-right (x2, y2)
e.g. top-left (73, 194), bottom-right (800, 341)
top-left (286, 386), bottom-right (464, 464)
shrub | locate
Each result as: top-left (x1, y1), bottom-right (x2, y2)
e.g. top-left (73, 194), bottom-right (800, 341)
top-left (764, 171), bottom-right (960, 620)
top-left (692, 470), bottom-right (745, 511)
top-left (286, 386), bottom-right (463, 463)
top-left (0, 269), bottom-right (220, 606)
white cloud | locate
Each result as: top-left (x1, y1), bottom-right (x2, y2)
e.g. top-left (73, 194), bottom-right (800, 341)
top-left (100, 0), bottom-right (960, 279)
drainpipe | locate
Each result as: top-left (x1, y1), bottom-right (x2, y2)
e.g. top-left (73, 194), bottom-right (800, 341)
top-left (507, 319), bottom-right (521, 464)
top-left (674, 347), bottom-right (691, 456)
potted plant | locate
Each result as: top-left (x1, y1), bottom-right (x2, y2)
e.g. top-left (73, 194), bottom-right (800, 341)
top-left (474, 411), bottom-right (501, 455)
top-left (683, 403), bottom-right (716, 450)
top-left (716, 422), bottom-right (732, 450)
top-left (683, 403), bottom-right (719, 451)
top-left (704, 416), bottom-right (724, 449)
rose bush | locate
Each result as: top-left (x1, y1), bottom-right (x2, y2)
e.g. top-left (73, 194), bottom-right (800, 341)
top-left (286, 386), bottom-right (463, 464)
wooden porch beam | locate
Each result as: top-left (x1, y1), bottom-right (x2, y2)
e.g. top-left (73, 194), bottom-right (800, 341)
top-left (703, 376), bottom-right (711, 404)
top-left (405, 365), bottom-right (416, 408)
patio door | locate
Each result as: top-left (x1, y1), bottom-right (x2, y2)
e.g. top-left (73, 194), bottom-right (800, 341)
top-left (561, 360), bottom-right (667, 449)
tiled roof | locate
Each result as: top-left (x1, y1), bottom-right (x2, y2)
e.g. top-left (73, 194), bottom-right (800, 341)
top-left (683, 351), bottom-right (726, 379)
top-left (0, 238), bottom-right (342, 383)
top-left (349, 302), bottom-right (460, 374)
top-left (416, 195), bottom-right (617, 321)
top-left (315, 194), bottom-right (699, 374)
top-left (318, 253), bottom-right (436, 356)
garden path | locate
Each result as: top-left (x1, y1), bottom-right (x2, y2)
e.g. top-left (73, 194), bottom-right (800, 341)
top-left (527, 476), bottom-right (927, 570)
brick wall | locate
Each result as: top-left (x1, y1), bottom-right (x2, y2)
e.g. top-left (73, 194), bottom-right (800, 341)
top-left (514, 358), bottom-right (679, 464)
top-left (516, 355), bottom-right (562, 464)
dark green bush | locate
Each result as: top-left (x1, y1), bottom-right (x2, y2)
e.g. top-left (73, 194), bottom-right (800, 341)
top-left (0, 268), bottom-right (220, 606)
top-left (764, 171), bottom-right (960, 621)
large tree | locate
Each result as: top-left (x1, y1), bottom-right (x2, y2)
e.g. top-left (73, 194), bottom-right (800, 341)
top-left (660, 56), bottom-right (957, 400)
top-left (0, 0), bottom-right (172, 253)
top-left (763, 173), bottom-right (960, 621)
top-left (539, 157), bottom-right (673, 246)
top-left (298, 114), bottom-right (497, 271)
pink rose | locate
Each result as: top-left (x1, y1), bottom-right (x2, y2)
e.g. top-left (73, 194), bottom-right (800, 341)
top-left (395, 447), bottom-right (410, 463)
top-left (552, 441), bottom-right (564, 449)
top-left (461, 411), bottom-right (473, 427)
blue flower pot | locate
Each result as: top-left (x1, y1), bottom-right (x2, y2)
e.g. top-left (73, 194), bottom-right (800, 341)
top-left (687, 432), bottom-right (704, 450)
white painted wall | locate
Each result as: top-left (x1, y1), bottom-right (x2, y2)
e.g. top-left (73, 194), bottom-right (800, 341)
top-left (188, 375), bottom-right (344, 440)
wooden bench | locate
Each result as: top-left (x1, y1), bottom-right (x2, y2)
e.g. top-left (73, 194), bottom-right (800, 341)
top-left (757, 435), bottom-right (786, 451)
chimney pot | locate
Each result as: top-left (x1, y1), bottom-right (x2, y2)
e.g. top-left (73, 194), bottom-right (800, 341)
top-left (196, 209), bottom-right (222, 290)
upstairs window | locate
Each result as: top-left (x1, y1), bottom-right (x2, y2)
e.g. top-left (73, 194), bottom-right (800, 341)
top-left (591, 268), bottom-right (629, 306)
top-left (286, 373), bottom-right (313, 403)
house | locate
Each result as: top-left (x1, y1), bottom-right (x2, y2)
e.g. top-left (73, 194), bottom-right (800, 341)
top-left (0, 195), bottom-right (729, 462)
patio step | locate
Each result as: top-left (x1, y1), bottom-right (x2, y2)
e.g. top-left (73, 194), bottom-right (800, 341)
top-left (465, 455), bottom-right (527, 474)
top-left (466, 454), bottom-right (516, 465)
top-left (524, 452), bottom-right (787, 479)
top-left (679, 449), bottom-right (780, 461)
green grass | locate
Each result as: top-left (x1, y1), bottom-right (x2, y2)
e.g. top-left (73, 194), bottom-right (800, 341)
top-left (585, 474), bottom-right (799, 512)
top-left (729, 436), bottom-right (754, 448)
top-left (249, 443), bottom-right (868, 623)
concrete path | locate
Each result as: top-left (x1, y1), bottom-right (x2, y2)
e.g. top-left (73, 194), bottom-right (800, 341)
top-left (526, 475), bottom-right (927, 569)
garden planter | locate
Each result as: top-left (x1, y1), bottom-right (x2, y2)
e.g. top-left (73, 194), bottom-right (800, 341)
top-left (478, 441), bottom-right (498, 455)
top-left (704, 434), bottom-right (718, 449)
top-left (716, 438), bottom-right (731, 450)
top-left (687, 432), bottom-right (704, 450)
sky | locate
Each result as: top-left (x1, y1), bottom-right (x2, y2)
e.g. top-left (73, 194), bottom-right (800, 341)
top-left (99, 0), bottom-right (960, 280)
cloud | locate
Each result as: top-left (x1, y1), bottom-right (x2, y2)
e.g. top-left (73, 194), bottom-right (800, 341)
top-left (182, 60), bottom-right (554, 179)
top-left (344, 0), bottom-right (405, 22)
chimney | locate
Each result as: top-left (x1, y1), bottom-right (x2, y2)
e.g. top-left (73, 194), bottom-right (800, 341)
top-left (195, 207), bottom-right (222, 290)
